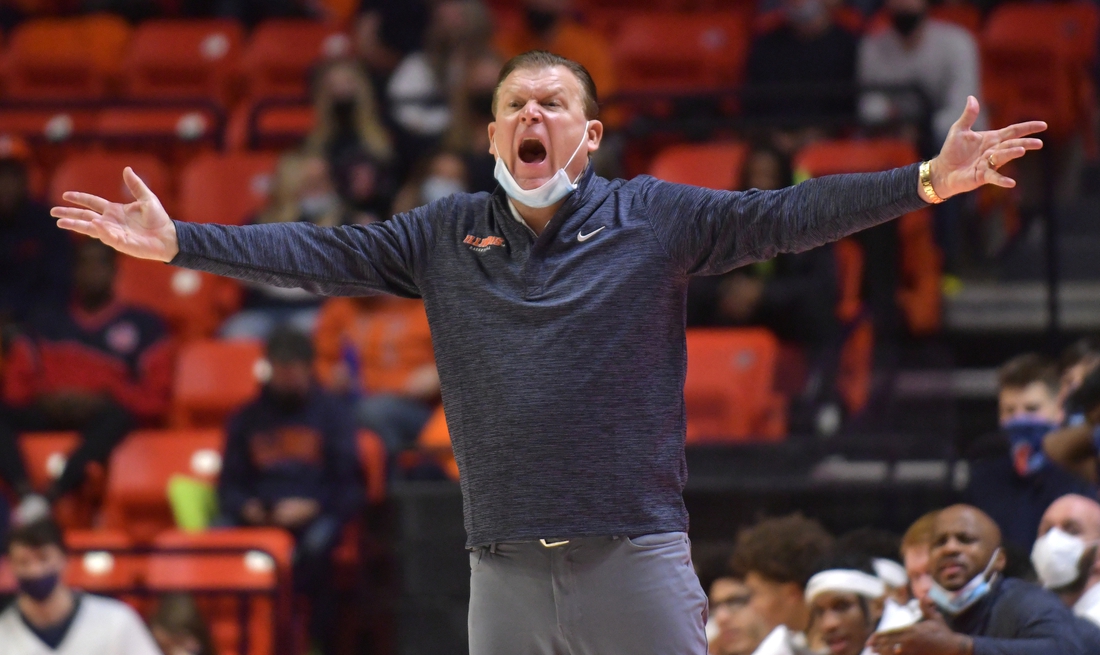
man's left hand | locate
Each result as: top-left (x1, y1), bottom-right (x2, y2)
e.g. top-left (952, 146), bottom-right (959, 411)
top-left (928, 95), bottom-right (1046, 200)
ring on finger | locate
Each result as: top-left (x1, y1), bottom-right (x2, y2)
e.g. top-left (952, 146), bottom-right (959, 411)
top-left (988, 153), bottom-right (997, 169)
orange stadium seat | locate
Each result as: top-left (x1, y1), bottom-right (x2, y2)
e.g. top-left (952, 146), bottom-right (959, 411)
top-left (359, 430), bottom-right (389, 503)
top-left (417, 407), bottom-right (459, 482)
top-left (50, 151), bottom-right (174, 214)
top-left (648, 141), bottom-right (749, 190)
top-left (114, 256), bottom-right (241, 342)
top-left (929, 4), bottom-right (982, 36)
top-left (240, 20), bottom-right (350, 100)
top-left (95, 106), bottom-right (223, 154)
top-left (240, 101), bottom-right (316, 150)
top-left (18, 432), bottom-right (104, 529)
top-left (64, 530), bottom-right (142, 597)
top-left (0, 15), bottom-right (129, 99)
top-left (102, 429), bottom-right (225, 542)
top-left (982, 2), bottom-right (1099, 141)
top-left (149, 528), bottom-right (296, 655)
top-left (178, 152), bottom-right (279, 225)
top-left (684, 328), bottom-right (787, 443)
top-left (123, 19), bottom-right (244, 104)
top-left (613, 12), bottom-right (751, 92)
top-left (172, 340), bottom-right (265, 428)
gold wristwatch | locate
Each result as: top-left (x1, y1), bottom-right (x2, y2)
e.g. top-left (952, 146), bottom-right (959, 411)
top-left (919, 160), bottom-right (944, 204)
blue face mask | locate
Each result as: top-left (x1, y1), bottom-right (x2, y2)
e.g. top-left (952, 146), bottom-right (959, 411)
top-left (17, 570), bottom-right (60, 602)
top-left (928, 548), bottom-right (1000, 616)
top-left (493, 122), bottom-right (589, 209)
top-left (1002, 416), bottom-right (1056, 476)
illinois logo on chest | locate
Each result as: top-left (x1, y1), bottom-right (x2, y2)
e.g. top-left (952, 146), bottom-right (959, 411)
top-left (464, 234), bottom-right (505, 252)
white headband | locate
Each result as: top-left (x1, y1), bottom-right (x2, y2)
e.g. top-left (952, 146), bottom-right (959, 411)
top-left (805, 569), bottom-right (886, 604)
top-left (872, 558), bottom-right (909, 588)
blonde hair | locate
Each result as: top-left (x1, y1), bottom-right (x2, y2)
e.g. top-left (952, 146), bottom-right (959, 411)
top-left (306, 59), bottom-right (392, 162)
top-left (901, 511), bottom-right (940, 554)
top-left (256, 152), bottom-right (341, 228)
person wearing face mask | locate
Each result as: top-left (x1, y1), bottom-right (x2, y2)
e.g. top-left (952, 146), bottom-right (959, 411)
top-left (218, 154), bottom-right (344, 340)
top-left (867, 504), bottom-right (1100, 655)
top-left (0, 518), bottom-right (160, 654)
top-left (216, 327), bottom-right (363, 655)
top-left (1033, 494), bottom-right (1100, 627)
top-left (1043, 347), bottom-right (1100, 485)
top-left (50, 46), bottom-right (1049, 655)
top-left (963, 354), bottom-right (1096, 554)
top-left (745, 0), bottom-right (859, 120)
top-left (858, 0), bottom-right (983, 149)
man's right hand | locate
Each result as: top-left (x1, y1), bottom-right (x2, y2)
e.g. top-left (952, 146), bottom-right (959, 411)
top-left (50, 167), bottom-right (179, 262)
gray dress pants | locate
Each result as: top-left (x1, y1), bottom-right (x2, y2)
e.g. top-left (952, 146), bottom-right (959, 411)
top-left (468, 532), bottom-right (708, 655)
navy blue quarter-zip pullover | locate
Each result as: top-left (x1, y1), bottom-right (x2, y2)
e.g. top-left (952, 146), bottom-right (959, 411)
top-left (172, 164), bottom-right (926, 547)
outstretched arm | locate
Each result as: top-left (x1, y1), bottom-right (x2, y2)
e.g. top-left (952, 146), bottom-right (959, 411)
top-left (51, 167), bottom-right (432, 297)
top-left (644, 97), bottom-right (1045, 277)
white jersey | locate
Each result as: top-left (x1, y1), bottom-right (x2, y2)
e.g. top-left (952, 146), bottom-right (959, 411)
top-left (0, 594), bottom-right (161, 655)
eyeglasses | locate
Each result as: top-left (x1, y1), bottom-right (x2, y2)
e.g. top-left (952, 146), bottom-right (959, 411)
top-left (711, 595), bottom-right (750, 612)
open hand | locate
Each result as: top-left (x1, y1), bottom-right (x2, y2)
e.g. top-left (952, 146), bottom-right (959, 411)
top-left (50, 167), bottom-right (179, 262)
top-left (928, 96), bottom-right (1047, 200)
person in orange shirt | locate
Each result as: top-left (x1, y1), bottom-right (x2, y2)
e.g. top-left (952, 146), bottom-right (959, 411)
top-left (314, 295), bottom-right (438, 455)
top-left (494, 0), bottom-right (617, 104)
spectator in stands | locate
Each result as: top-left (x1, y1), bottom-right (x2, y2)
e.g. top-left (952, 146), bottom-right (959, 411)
top-left (217, 327), bottom-right (362, 655)
top-left (314, 294), bottom-right (438, 457)
top-left (1033, 494), bottom-right (1100, 627)
top-left (0, 518), bottom-right (161, 654)
top-left (391, 151), bottom-right (469, 215)
top-left (858, 0), bottom-right (983, 148)
top-left (443, 49), bottom-right (503, 194)
top-left (804, 554), bottom-right (887, 655)
top-left (0, 238), bottom-right (174, 521)
top-left (1059, 337), bottom-right (1100, 423)
top-left (731, 514), bottom-right (834, 654)
top-left (687, 147), bottom-right (839, 429)
top-left (964, 353), bottom-right (1095, 554)
top-left (386, 0), bottom-right (496, 172)
top-left (834, 527), bottom-right (910, 604)
top-left (147, 593), bottom-right (216, 655)
top-left (707, 569), bottom-right (769, 655)
top-left (355, 0), bottom-right (432, 104)
top-left (745, 0), bottom-right (858, 120)
top-left (494, 0), bottom-right (616, 109)
top-left (1047, 361), bottom-right (1100, 484)
top-left (868, 504), bottom-right (1100, 655)
top-left (219, 153), bottom-right (344, 340)
top-left (900, 510), bottom-right (938, 603)
top-left (213, 0), bottom-right (318, 27)
top-left (307, 58), bottom-right (395, 192)
top-left (0, 136), bottom-right (72, 336)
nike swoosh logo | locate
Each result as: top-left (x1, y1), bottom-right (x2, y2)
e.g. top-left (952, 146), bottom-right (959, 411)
top-left (577, 227), bottom-right (606, 242)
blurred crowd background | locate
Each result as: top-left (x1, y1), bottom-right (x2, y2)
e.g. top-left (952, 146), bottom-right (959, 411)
top-left (0, 0), bottom-right (1098, 653)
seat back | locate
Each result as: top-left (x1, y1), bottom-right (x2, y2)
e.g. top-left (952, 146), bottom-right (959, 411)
top-left (149, 528), bottom-right (295, 655)
top-left (684, 328), bottom-right (786, 442)
top-left (241, 20), bottom-right (350, 99)
top-left (114, 257), bottom-right (241, 342)
top-left (3, 16), bottom-right (129, 99)
top-left (173, 340), bottom-right (265, 428)
top-left (50, 151), bottom-right (173, 213)
top-left (103, 429), bottom-right (225, 542)
top-left (648, 141), bottom-right (749, 190)
top-left (123, 19), bottom-right (243, 103)
top-left (614, 12), bottom-right (750, 92)
top-left (179, 152), bottom-right (279, 225)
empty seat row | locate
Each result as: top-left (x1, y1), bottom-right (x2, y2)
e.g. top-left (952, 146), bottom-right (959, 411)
top-left (0, 16), bottom-right (351, 103)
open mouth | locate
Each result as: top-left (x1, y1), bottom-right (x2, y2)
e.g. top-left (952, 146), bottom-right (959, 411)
top-left (518, 138), bottom-right (547, 164)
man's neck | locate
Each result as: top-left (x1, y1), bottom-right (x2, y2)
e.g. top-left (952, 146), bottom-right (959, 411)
top-left (1061, 575), bottom-right (1100, 609)
top-left (510, 199), bottom-right (564, 236)
top-left (899, 24), bottom-right (927, 51)
top-left (18, 587), bottom-right (75, 629)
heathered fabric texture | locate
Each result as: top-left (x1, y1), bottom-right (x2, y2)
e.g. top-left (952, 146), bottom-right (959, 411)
top-left (172, 164), bottom-right (927, 547)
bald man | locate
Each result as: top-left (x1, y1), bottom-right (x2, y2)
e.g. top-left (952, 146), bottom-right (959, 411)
top-left (869, 504), bottom-right (1100, 655)
top-left (1034, 494), bottom-right (1100, 626)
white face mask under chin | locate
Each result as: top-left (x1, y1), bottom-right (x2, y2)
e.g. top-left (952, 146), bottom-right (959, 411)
top-left (493, 121), bottom-right (590, 209)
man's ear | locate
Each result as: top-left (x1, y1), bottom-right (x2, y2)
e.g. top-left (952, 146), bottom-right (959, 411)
top-left (586, 120), bottom-right (604, 154)
top-left (992, 547), bottom-right (1007, 573)
top-left (487, 122), bottom-right (497, 156)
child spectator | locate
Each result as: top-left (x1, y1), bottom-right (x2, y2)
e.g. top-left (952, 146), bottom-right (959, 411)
top-left (0, 239), bottom-right (174, 520)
